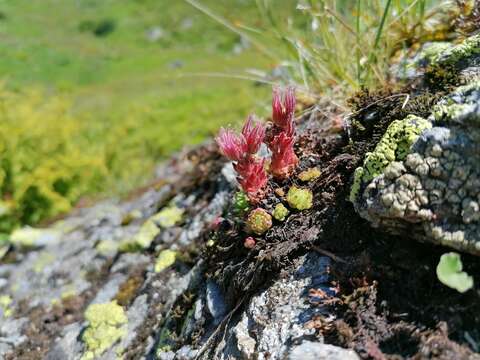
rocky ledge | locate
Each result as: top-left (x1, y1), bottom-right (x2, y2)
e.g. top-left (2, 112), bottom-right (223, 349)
top-left (1, 35), bottom-right (480, 360)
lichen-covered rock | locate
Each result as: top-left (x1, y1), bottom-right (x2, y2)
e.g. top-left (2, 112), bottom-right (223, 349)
top-left (204, 252), bottom-right (337, 360)
top-left (155, 249), bottom-right (177, 273)
top-left (351, 36), bottom-right (480, 255)
top-left (81, 301), bottom-right (127, 360)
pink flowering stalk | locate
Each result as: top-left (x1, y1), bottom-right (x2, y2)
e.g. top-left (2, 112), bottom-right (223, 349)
top-left (216, 116), bottom-right (268, 202)
top-left (267, 87), bottom-right (298, 178)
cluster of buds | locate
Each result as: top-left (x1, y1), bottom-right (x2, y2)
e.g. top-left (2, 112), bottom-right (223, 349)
top-left (216, 87), bottom-right (298, 203)
top-left (267, 87), bottom-right (298, 179)
top-left (216, 116), bottom-right (268, 203)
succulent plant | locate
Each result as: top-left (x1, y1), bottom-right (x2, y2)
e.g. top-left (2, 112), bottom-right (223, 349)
top-left (216, 116), bottom-right (268, 202)
top-left (273, 203), bottom-right (289, 221)
top-left (233, 191), bottom-right (250, 214)
top-left (286, 186), bottom-right (313, 210)
top-left (267, 87), bottom-right (299, 179)
top-left (246, 208), bottom-right (272, 235)
top-left (243, 236), bottom-right (256, 249)
top-left (298, 167), bottom-right (321, 182)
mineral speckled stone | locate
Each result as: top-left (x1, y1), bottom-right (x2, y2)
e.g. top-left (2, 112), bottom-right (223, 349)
top-left (351, 37), bottom-right (480, 255)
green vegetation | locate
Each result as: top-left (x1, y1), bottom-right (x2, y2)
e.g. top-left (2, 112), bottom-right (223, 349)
top-left (0, 0), bottom-right (279, 233)
top-left (436, 252), bottom-right (474, 293)
top-left (81, 301), bottom-right (128, 360)
top-left (0, 0), bottom-right (453, 233)
top-left (286, 186), bottom-right (313, 210)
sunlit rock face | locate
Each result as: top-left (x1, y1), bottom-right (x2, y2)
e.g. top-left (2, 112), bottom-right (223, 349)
top-left (351, 36), bottom-right (480, 255)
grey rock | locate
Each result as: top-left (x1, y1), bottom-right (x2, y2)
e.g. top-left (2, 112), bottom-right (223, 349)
top-left (288, 341), bottom-right (360, 360)
top-left (206, 279), bottom-right (228, 324)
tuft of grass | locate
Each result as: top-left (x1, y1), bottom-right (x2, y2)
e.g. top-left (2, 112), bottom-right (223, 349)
top-left (187, 0), bottom-right (455, 100)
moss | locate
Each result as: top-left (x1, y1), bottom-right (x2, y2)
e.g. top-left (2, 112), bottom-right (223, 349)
top-left (115, 274), bottom-right (144, 306)
top-left (81, 301), bottom-right (127, 360)
top-left (425, 35), bottom-right (480, 89)
top-left (286, 186), bottom-right (313, 210)
top-left (272, 203), bottom-right (289, 221)
top-left (298, 167), bottom-right (321, 182)
top-left (350, 115), bottom-right (432, 203)
top-left (0, 295), bottom-right (13, 318)
top-left (233, 191), bottom-right (250, 214)
top-left (246, 208), bottom-right (272, 235)
top-left (154, 249), bottom-right (177, 273)
top-left (156, 328), bottom-right (173, 354)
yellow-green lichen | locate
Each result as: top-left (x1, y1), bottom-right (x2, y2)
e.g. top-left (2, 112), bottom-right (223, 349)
top-left (272, 203), bottom-right (289, 221)
top-left (350, 115), bottom-right (432, 203)
top-left (9, 227), bottom-right (61, 248)
top-left (154, 206), bottom-right (184, 228)
top-left (154, 249), bottom-right (177, 273)
top-left (81, 301), bottom-right (127, 360)
top-left (298, 168), bottom-right (321, 182)
top-left (431, 34), bottom-right (480, 68)
top-left (286, 186), bottom-right (313, 210)
top-left (246, 208), bottom-right (272, 235)
top-left (120, 206), bottom-right (183, 251)
top-left (431, 81), bottom-right (480, 123)
top-left (0, 295), bottom-right (13, 318)
top-left (96, 239), bottom-right (119, 256)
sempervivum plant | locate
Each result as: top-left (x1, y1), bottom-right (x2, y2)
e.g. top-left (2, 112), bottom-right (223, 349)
top-left (216, 116), bottom-right (268, 203)
top-left (267, 87), bottom-right (299, 179)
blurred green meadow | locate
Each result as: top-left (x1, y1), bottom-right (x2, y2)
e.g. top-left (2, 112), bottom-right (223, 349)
top-left (0, 0), bottom-right (296, 232)
top-left (0, 0), bottom-right (448, 234)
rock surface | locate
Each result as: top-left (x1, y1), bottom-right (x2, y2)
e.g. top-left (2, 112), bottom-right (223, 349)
top-left (1, 35), bottom-right (480, 360)
top-left (351, 35), bottom-right (480, 255)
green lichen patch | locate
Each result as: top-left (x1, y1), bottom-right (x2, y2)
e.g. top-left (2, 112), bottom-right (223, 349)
top-left (154, 249), bottom-right (177, 273)
top-left (9, 227), bottom-right (61, 248)
top-left (0, 295), bottom-right (13, 318)
top-left (120, 206), bottom-right (183, 251)
top-left (298, 167), bottom-right (321, 182)
top-left (154, 206), bottom-right (184, 228)
top-left (81, 301), bottom-right (127, 360)
top-left (431, 81), bottom-right (480, 124)
top-left (431, 34), bottom-right (480, 68)
top-left (246, 208), bottom-right (272, 235)
top-left (286, 186), bottom-right (313, 210)
top-left (350, 115), bottom-right (432, 203)
top-left (272, 203), bottom-right (289, 221)
top-left (96, 239), bottom-right (119, 256)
